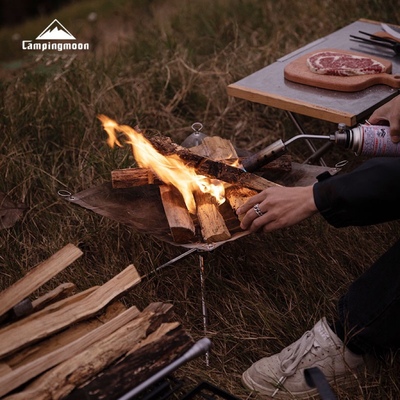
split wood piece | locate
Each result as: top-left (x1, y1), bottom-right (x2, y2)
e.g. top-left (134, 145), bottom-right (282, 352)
top-left (225, 186), bottom-right (259, 221)
top-left (5, 303), bottom-right (174, 400)
top-left (194, 191), bottom-right (231, 243)
top-left (0, 244), bottom-right (83, 319)
top-left (31, 282), bottom-right (77, 312)
top-left (188, 136), bottom-right (238, 161)
top-left (0, 286), bottom-right (96, 360)
top-left (111, 168), bottom-right (162, 188)
top-left (3, 302), bottom-right (126, 371)
top-left (0, 306), bottom-right (141, 397)
top-left (146, 135), bottom-right (280, 191)
top-left (66, 322), bottom-right (194, 400)
top-left (0, 265), bottom-right (141, 359)
top-left (159, 185), bottom-right (195, 243)
top-left (0, 283), bottom-right (78, 325)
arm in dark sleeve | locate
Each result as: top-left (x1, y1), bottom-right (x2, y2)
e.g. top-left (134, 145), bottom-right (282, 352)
top-left (313, 158), bottom-right (400, 228)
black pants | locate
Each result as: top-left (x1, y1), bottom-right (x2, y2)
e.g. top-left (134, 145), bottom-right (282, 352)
top-left (338, 238), bottom-right (400, 354)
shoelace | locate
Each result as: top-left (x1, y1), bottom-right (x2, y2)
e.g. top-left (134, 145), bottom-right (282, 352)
top-left (272, 330), bottom-right (315, 397)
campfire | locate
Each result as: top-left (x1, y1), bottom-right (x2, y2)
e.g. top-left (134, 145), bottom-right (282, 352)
top-left (97, 116), bottom-right (280, 245)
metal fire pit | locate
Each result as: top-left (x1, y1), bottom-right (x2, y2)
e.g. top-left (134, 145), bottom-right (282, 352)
top-left (59, 160), bottom-right (339, 251)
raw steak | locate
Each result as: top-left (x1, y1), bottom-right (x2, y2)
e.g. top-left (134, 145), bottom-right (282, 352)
top-left (307, 51), bottom-right (387, 76)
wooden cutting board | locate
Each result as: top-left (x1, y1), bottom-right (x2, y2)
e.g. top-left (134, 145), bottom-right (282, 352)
top-left (284, 48), bottom-right (400, 92)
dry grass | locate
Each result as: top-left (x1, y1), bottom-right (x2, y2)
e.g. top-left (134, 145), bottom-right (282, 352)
top-left (1, 0), bottom-right (400, 398)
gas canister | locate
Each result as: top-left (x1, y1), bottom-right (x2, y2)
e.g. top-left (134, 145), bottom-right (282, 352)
top-left (334, 123), bottom-right (399, 157)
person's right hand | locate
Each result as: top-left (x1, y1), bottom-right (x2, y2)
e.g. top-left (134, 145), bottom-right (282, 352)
top-left (369, 95), bottom-right (400, 143)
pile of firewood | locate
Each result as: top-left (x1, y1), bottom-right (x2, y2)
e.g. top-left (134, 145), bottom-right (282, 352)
top-left (0, 244), bottom-right (194, 400)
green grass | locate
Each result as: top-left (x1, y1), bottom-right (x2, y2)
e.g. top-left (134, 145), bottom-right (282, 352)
top-left (1, 0), bottom-right (400, 398)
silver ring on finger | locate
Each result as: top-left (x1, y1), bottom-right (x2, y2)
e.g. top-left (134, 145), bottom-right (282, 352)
top-left (253, 203), bottom-right (264, 217)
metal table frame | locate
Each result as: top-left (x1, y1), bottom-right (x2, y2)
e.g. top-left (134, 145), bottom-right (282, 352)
top-left (227, 19), bottom-right (400, 163)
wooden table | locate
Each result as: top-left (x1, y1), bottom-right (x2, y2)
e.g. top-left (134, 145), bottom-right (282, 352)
top-left (227, 19), bottom-right (400, 127)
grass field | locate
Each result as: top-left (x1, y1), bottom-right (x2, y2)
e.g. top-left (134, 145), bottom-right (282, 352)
top-left (1, 0), bottom-right (400, 398)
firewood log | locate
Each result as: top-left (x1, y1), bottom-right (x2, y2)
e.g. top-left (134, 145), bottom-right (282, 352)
top-left (159, 185), bottom-right (195, 243)
top-left (0, 306), bottom-right (141, 397)
top-left (0, 244), bottom-right (82, 319)
top-left (146, 135), bottom-right (279, 191)
top-left (4, 303), bottom-right (174, 400)
top-left (65, 322), bottom-right (194, 400)
top-left (31, 282), bottom-right (77, 312)
top-left (225, 186), bottom-right (258, 221)
top-left (194, 191), bottom-right (231, 243)
top-left (111, 168), bottom-right (162, 188)
top-left (0, 265), bottom-right (141, 359)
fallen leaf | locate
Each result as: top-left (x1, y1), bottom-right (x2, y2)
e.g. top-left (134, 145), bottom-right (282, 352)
top-left (0, 192), bottom-right (27, 229)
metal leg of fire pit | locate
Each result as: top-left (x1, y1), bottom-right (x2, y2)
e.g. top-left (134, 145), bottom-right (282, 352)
top-left (199, 253), bottom-right (210, 366)
top-left (152, 248), bottom-right (199, 273)
top-left (151, 249), bottom-right (211, 366)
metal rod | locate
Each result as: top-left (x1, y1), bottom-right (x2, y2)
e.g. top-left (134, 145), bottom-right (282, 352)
top-left (199, 254), bottom-right (210, 366)
top-left (117, 338), bottom-right (212, 400)
top-left (284, 134), bottom-right (332, 146)
top-left (304, 141), bottom-right (334, 165)
top-left (147, 248), bottom-right (198, 277)
top-left (286, 111), bottom-right (327, 166)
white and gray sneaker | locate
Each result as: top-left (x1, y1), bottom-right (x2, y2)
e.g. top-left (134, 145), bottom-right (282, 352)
top-left (242, 318), bottom-right (365, 399)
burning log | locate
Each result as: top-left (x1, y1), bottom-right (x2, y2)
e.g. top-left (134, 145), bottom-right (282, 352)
top-left (194, 191), bottom-right (231, 243)
top-left (159, 185), bottom-right (196, 243)
top-left (146, 135), bottom-right (279, 191)
top-left (111, 168), bottom-right (162, 188)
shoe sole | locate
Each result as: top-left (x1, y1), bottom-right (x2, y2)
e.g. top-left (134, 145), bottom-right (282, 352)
top-left (241, 368), bottom-right (363, 399)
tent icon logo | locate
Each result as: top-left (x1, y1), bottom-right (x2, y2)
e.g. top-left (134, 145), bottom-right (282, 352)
top-left (36, 19), bottom-right (76, 41)
top-left (22, 19), bottom-right (89, 52)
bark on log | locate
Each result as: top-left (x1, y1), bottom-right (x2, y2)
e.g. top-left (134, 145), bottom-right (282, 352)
top-left (0, 244), bottom-right (83, 319)
top-left (4, 303), bottom-right (174, 400)
top-left (0, 265), bottom-right (141, 358)
top-left (0, 306), bottom-right (141, 397)
top-left (194, 191), bottom-right (231, 243)
top-left (159, 185), bottom-right (195, 243)
top-left (146, 135), bottom-right (279, 191)
top-left (65, 322), bottom-right (194, 400)
top-left (111, 168), bottom-right (162, 188)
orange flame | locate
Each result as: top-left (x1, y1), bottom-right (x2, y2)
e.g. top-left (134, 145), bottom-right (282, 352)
top-left (98, 115), bottom-right (225, 214)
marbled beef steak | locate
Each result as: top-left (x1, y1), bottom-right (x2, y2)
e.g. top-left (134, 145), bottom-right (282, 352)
top-left (307, 50), bottom-right (387, 76)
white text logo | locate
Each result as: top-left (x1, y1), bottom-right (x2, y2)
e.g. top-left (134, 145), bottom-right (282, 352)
top-left (22, 19), bottom-right (90, 52)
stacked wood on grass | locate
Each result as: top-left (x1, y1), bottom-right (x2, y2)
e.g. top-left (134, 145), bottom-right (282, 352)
top-left (0, 244), bottom-right (194, 400)
top-left (111, 136), bottom-right (286, 244)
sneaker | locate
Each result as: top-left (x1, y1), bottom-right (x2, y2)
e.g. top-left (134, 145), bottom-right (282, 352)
top-left (242, 318), bottom-right (364, 399)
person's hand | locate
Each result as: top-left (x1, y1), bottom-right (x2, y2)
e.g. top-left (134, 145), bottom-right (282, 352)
top-left (368, 95), bottom-right (400, 143)
top-left (237, 185), bottom-right (318, 233)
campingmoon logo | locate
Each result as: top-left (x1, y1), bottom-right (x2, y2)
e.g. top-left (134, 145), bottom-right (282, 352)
top-left (22, 19), bottom-right (90, 52)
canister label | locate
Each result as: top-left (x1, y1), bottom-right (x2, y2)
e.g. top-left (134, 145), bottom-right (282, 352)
top-left (357, 125), bottom-right (400, 157)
